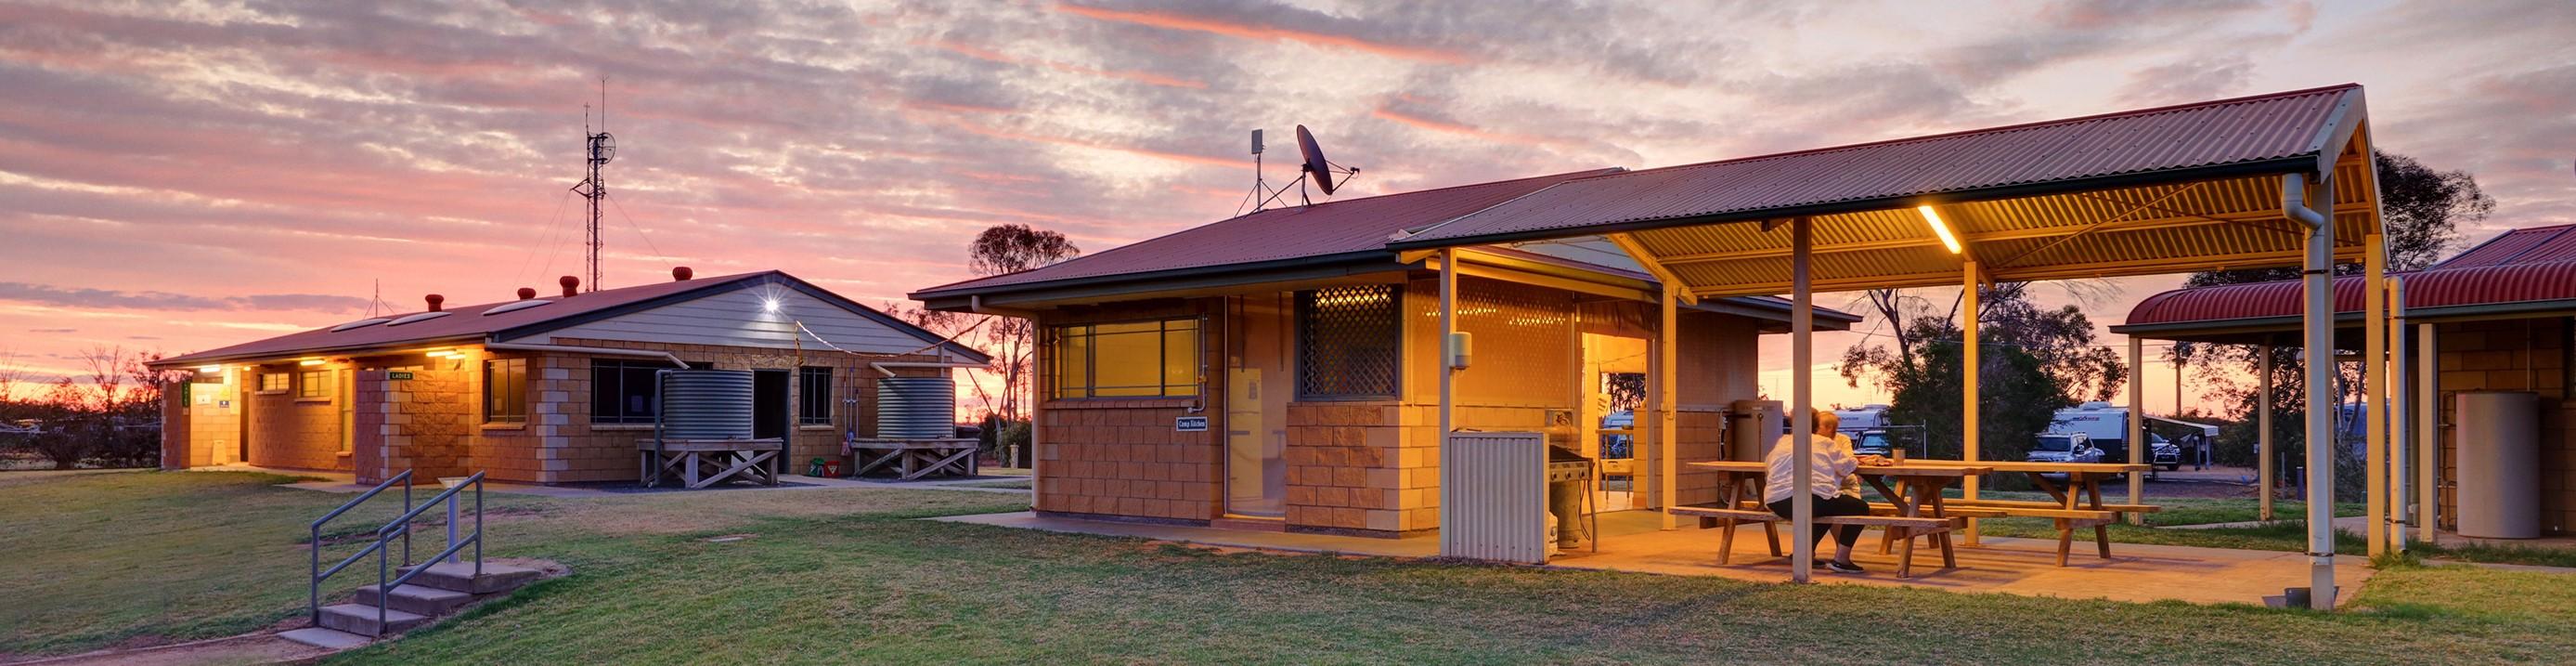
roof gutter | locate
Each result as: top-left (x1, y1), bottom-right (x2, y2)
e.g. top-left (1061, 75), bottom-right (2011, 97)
top-left (485, 342), bottom-right (688, 369)
top-left (868, 360), bottom-right (990, 377)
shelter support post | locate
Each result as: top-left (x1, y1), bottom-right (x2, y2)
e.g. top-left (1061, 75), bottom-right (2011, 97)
top-left (1790, 216), bottom-right (1815, 582)
top-left (2293, 172), bottom-right (2337, 610)
top-left (1659, 283), bottom-right (1680, 530)
top-left (2415, 322), bottom-right (2438, 542)
top-left (1961, 261), bottom-right (1981, 545)
top-left (2127, 337), bottom-right (2144, 519)
top-left (2388, 277), bottom-right (2409, 553)
top-left (2259, 343), bottom-right (2275, 521)
top-left (1436, 248), bottom-right (1456, 545)
top-left (2364, 234), bottom-right (2388, 557)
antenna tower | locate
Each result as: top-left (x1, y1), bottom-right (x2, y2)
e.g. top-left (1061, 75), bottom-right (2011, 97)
top-left (571, 77), bottom-right (615, 293)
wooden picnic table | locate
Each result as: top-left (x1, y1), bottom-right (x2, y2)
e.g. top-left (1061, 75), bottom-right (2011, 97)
top-left (1685, 460), bottom-right (1990, 578)
top-left (1933, 460), bottom-right (2156, 566)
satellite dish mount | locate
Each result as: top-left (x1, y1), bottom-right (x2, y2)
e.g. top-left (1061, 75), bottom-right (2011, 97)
top-left (1244, 124), bottom-right (1358, 212)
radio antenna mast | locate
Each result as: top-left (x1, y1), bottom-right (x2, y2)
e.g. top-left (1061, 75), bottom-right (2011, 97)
top-left (571, 76), bottom-right (615, 292)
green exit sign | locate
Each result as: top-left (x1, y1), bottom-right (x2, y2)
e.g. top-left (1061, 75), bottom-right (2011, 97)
top-left (388, 372), bottom-right (415, 380)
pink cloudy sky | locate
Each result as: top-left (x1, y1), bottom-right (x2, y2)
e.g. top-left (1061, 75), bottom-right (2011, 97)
top-left (3, 0), bottom-right (2571, 411)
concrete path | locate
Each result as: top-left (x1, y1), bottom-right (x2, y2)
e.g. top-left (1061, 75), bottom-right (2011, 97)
top-left (936, 510), bottom-right (2372, 607)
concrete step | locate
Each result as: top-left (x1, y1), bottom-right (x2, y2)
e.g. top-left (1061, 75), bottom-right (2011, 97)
top-left (278, 626), bottom-right (374, 649)
top-left (317, 603), bottom-right (428, 636)
top-left (395, 561), bottom-right (542, 594)
top-left (354, 583), bottom-right (476, 616)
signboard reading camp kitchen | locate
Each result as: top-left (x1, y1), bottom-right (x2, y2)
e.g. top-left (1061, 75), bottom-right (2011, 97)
top-left (1174, 416), bottom-right (1208, 432)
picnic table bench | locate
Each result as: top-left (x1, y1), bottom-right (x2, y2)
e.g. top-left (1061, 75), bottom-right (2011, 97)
top-left (1940, 460), bottom-right (2164, 566)
top-left (1684, 461), bottom-right (1990, 578)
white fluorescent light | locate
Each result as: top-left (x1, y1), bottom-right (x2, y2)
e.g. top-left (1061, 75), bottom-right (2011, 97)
top-left (299, 359), bottom-right (326, 366)
top-left (1918, 205), bottom-right (1963, 254)
top-left (198, 365), bottom-right (223, 373)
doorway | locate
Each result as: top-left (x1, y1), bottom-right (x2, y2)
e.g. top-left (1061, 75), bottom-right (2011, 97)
top-left (1224, 294), bottom-right (1290, 518)
top-left (753, 370), bottom-right (790, 441)
top-left (1582, 333), bottom-right (1650, 512)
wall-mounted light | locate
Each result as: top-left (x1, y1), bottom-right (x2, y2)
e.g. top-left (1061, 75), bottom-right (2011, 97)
top-left (1917, 204), bottom-right (1963, 255)
top-left (197, 364), bottom-right (223, 373)
top-left (298, 359), bottom-right (326, 366)
top-left (762, 298), bottom-right (782, 314)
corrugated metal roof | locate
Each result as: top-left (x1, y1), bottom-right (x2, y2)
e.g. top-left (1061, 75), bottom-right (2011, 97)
top-left (2122, 257), bottom-right (2576, 329)
top-left (158, 271), bottom-right (985, 366)
top-left (1403, 85), bottom-right (2359, 246)
top-left (912, 168), bottom-right (1622, 297)
top-left (2428, 223), bottom-right (2576, 269)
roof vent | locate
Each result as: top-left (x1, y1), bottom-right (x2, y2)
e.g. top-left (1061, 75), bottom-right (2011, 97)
top-left (483, 299), bottom-right (553, 316)
top-left (673, 267), bottom-right (693, 281)
top-left (329, 318), bottom-right (393, 333)
top-left (560, 276), bottom-right (580, 297)
top-left (517, 287), bottom-right (537, 300)
top-left (386, 311), bottom-right (453, 327)
top-left (425, 294), bottom-right (445, 312)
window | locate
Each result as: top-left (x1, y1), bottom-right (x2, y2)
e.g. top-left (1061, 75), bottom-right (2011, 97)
top-left (798, 366), bottom-right (833, 425)
top-left (259, 372), bottom-right (291, 393)
top-left (1051, 319), bottom-right (1199, 398)
top-left (1297, 285), bottom-right (1401, 398)
top-left (485, 359), bottom-right (527, 424)
top-left (591, 359), bottom-right (705, 424)
top-left (297, 370), bottom-right (331, 399)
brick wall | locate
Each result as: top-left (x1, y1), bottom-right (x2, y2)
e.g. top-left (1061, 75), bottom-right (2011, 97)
top-left (1282, 402), bottom-right (1434, 535)
top-left (2433, 317), bottom-right (2573, 534)
top-left (1035, 398), bottom-right (1220, 521)
top-left (240, 363), bottom-right (348, 472)
top-left (1024, 281), bottom-right (1768, 537)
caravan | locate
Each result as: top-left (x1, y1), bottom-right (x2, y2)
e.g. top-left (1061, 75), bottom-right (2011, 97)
top-left (2049, 401), bottom-right (2196, 472)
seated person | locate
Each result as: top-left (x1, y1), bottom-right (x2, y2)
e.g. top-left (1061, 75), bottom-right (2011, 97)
top-left (1766, 409), bottom-right (1892, 573)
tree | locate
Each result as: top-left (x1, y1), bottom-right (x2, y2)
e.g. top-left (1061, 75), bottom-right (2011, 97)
top-left (2171, 150), bottom-right (2491, 496)
top-left (964, 224), bottom-right (1080, 422)
top-left (1839, 283), bottom-right (2126, 466)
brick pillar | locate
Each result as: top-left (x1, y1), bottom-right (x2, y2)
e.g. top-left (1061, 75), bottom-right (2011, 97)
top-left (353, 369), bottom-right (393, 484)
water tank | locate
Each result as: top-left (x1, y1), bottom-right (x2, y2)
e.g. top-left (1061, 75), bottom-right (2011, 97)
top-left (876, 376), bottom-right (956, 439)
top-left (2454, 391), bottom-right (2541, 539)
top-left (661, 370), bottom-right (754, 439)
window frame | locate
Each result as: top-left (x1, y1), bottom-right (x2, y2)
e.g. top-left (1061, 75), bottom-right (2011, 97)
top-left (1049, 317), bottom-right (1201, 399)
top-left (797, 366), bottom-right (833, 425)
top-left (591, 359), bottom-right (707, 424)
top-left (296, 369), bottom-right (331, 400)
top-left (258, 372), bottom-right (291, 394)
top-left (484, 358), bottom-right (529, 424)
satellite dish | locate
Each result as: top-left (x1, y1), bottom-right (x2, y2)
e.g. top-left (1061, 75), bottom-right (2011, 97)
top-left (1243, 124), bottom-right (1362, 212)
top-left (1296, 125), bottom-right (1337, 194)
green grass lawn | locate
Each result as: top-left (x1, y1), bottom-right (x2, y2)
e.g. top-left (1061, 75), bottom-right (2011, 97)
top-left (949, 478), bottom-right (1034, 490)
top-left (6, 472), bottom-right (2574, 664)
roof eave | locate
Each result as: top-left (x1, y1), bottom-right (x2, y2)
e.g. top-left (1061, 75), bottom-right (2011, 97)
top-left (1385, 155), bottom-right (2324, 251)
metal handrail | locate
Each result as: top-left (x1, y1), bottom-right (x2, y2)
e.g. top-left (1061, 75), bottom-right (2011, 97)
top-left (370, 472), bottom-right (484, 636)
top-left (311, 470), bottom-right (414, 625)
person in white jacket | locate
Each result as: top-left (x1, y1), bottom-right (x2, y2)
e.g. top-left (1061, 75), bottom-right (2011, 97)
top-left (1766, 409), bottom-right (1891, 574)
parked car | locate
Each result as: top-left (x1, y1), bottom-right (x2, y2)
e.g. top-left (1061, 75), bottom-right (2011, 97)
top-left (2024, 432), bottom-right (2105, 464)
top-left (1850, 429), bottom-right (1895, 458)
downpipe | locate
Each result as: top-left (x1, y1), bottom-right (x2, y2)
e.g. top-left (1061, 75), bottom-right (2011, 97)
top-left (2285, 172), bottom-right (2337, 609)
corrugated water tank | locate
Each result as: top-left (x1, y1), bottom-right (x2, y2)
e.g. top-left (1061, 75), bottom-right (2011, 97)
top-left (876, 376), bottom-right (957, 439)
top-left (2454, 390), bottom-right (2540, 539)
top-left (662, 370), bottom-right (755, 439)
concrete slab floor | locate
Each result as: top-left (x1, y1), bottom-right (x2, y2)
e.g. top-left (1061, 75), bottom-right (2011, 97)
top-left (204, 464), bottom-right (1029, 499)
top-left (934, 509), bottom-right (2375, 607)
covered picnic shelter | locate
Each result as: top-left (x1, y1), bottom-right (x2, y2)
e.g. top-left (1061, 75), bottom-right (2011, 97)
top-left (1389, 84), bottom-right (2390, 607)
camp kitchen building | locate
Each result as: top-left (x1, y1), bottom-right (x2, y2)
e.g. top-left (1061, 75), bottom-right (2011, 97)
top-left (913, 171), bottom-right (1858, 536)
top-left (149, 270), bottom-right (987, 485)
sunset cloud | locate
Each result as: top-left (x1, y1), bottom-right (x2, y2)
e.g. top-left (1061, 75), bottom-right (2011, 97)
top-left (0, 0), bottom-right (2567, 411)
